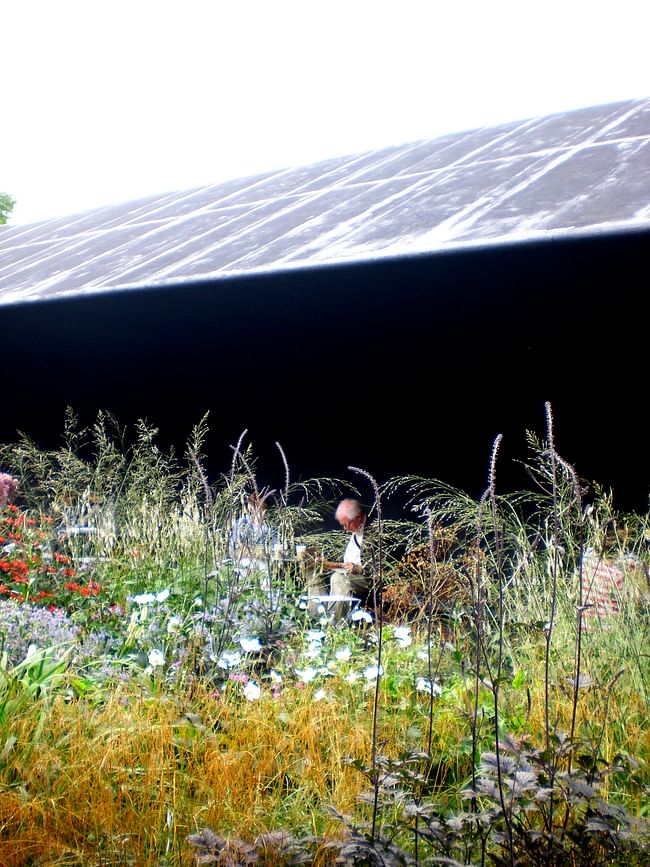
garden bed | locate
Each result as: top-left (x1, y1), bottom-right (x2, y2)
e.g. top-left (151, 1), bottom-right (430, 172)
top-left (0, 411), bottom-right (649, 865)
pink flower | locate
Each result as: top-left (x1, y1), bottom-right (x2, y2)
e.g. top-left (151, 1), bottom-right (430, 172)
top-left (0, 473), bottom-right (18, 506)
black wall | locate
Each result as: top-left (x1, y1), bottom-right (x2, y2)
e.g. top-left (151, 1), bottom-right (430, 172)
top-left (1, 230), bottom-right (648, 511)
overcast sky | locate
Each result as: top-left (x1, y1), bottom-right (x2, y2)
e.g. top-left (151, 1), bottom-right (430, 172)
top-left (3, 0), bottom-right (649, 225)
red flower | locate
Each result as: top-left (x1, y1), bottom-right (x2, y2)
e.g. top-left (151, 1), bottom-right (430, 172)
top-left (0, 560), bottom-right (29, 581)
top-left (64, 579), bottom-right (102, 597)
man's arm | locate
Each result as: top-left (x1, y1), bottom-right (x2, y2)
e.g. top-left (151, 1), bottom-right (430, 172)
top-left (311, 556), bottom-right (363, 574)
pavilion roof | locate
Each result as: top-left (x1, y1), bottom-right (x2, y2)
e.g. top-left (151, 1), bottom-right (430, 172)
top-left (1, 97), bottom-right (649, 304)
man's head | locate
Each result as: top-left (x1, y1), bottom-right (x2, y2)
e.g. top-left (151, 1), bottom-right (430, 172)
top-left (335, 498), bottom-right (365, 533)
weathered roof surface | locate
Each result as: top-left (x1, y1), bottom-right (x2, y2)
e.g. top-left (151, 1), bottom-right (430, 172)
top-left (1, 98), bottom-right (649, 305)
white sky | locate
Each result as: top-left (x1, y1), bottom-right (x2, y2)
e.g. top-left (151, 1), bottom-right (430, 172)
top-left (3, 0), bottom-right (649, 225)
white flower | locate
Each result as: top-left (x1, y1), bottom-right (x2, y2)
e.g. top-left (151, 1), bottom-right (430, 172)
top-left (270, 670), bottom-right (283, 683)
top-left (148, 649), bottom-right (165, 668)
top-left (24, 643), bottom-right (40, 663)
top-left (351, 609), bottom-right (373, 623)
top-left (306, 630), bottom-right (325, 642)
top-left (156, 588), bottom-right (170, 603)
top-left (304, 643), bottom-right (322, 659)
top-left (335, 646), bottom-right (352, 662)
top-left (243, 681), bottom-right (261, 701)
top-left (295, 666), bottom-right (318, 683)
top-left (217, 650), bottom-right (242, 669)
top-left (363, 664), bottom-right (383, 681)
top-left (393, 626), bottom-right (412, 647)
top-left (345, 671), bottom-right (361, 683)
top-left (313, 688), bottom-right (327, 702)
top-left (240, 637), bottom-right (263, 653)
top-left (132, 592), bottom-right (156, 605)
top-left (416, 677), bottom-right (442, 696)
top-left (167, 615), bottom-right (182, 633)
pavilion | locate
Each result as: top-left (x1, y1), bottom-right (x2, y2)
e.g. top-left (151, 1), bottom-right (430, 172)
top-left (1, 98), bottom-right (649, 508)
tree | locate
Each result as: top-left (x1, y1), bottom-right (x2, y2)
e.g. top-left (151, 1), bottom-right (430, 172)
top-left (0, 193), bottom-right (15, 225)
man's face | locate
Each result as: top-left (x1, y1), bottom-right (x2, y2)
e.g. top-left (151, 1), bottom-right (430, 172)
top-left (337, 512), bottom-right (364, 533)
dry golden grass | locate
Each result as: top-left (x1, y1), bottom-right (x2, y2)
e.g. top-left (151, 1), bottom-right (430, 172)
top-left (3, 669), bottom-right (646, 866)
top-left (0, 683), bottom-right (385, 865)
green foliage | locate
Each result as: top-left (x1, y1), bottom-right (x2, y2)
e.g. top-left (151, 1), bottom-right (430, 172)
top-left (0, 644), bottom-right (70, 724)
top-left (324, 733), bottom-right (650, 866)
top-left (0, 192), bottom-right (14, 225)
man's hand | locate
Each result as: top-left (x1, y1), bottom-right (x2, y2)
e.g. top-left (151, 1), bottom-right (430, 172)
top-left (344, 562), bottom-right (361, 575)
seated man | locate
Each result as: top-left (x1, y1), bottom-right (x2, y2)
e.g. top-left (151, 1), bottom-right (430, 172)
top-left (330, 497), bottom-right (366, 598)
top-left (306, 498), bottom-right (368, 617)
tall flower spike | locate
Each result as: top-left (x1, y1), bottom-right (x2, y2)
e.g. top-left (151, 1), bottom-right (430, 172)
top-left (545, 401), bottom-right (555, 453)
top-left (488, 434), bottom-right (503, 500)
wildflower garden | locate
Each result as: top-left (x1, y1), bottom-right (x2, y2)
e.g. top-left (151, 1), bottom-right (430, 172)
top-left (0, 407), bottom-right (648, 866)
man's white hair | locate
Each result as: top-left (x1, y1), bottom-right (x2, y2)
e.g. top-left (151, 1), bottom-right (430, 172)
top-left (335, 498), bottom-right (364, 521)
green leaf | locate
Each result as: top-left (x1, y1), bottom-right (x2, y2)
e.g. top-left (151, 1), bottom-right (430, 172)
top-left (512, 669), bottom-right (526, 689)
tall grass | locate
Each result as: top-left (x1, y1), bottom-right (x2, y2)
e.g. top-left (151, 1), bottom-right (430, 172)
top-left (0, 408), bottom-right (648, 865)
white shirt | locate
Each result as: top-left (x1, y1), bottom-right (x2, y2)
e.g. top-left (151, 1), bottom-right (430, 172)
top-left (343, 531), bottom-right (363, 567)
